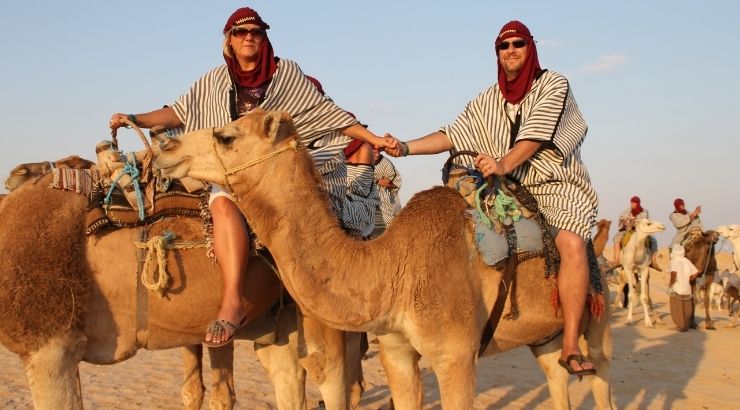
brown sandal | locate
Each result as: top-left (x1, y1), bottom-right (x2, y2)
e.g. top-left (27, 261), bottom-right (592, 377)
top-left (558, 354), bottom-right (597, 377)
top-left (203, 317), bottom-right (245, 348)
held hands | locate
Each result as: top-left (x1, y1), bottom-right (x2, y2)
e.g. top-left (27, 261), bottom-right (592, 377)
top-left (382, 133), bottom-right (406, 157)
top-left (474, 153), bottom-right (501, 177)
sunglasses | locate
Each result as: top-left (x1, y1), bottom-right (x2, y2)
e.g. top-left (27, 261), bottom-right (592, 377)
top-left (231, 27), bottom-right (266, 39)
top-left (497, 39), bottom-right (527, 51)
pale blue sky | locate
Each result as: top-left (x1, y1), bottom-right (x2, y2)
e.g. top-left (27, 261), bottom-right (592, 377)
top-left (1, 1), bottom-right (738, 248)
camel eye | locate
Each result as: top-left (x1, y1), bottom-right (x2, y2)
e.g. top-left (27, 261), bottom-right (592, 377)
top-left (215, 134), bottom-right (236, 146)
top-left (15, 169), bottom-right (28, 175)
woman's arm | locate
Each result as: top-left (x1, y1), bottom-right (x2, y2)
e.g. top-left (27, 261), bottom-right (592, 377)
top-left (109, 107), bottom-right (183, 131)
top-left (342, 124), bottom-right (394, 149)
top-left (384, 131), bottom-right (454, 157)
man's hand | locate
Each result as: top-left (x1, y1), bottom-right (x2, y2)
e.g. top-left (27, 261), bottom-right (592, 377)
top-left (382, 133), bottom-right (405, 157)
top-left (474, 153), bottom-right (501, 177)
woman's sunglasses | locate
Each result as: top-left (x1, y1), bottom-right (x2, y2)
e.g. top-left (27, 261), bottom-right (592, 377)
top-left (231, 27), bottom-right (266, 39)
top-left (497, 39), bottom-right (527, 51)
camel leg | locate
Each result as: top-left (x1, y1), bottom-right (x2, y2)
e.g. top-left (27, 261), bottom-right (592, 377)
top-left (376, 332), bottom-right (423, 409)
top-left (586, 283), bottom-right (615, 409)
top-left (345, 332), bottom-right (366, 409)
top-left (298, 314), bottom-right (349, 410)
top-left (255, 335), bottom-right (307, 410)
top-left (704, 273), bottom-right (716, 330)
top-left (22, 331), bottom-right (86, 410)
top-left (207, 344), bottom-right (236, 410)
top-left (529, 343), bottom-right (571, 410)
top-left (625, 265), bottom-right (636, 325)
top-left (181, 345), bottom-right (206, 410)
top-left (427, 348), bottom-right (477, 410)
top-left (639, 269), bottom-right (654, 327)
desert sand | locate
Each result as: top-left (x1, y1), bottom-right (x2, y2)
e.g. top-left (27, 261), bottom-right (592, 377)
top-left (1, 250), bottom-right (738, 409)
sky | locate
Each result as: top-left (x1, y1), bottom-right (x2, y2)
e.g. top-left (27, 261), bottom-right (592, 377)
top-left (1, 1), bottom-right (738, 249)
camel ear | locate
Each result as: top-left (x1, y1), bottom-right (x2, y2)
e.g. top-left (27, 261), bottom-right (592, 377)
top-left (263, 111), bottom-right (297, 143)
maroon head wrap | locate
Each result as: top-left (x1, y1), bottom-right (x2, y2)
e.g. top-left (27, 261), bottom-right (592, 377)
top-left (495, 21), bottom-right (541, 104)
top-left (673, 198), bottom-right (686, 214)
top-left (306, 75), bottom-right (325, 96)
top-left (630, 196), bottom-right (643, 217)
top-left (223, 7), bottom-right (278, 88)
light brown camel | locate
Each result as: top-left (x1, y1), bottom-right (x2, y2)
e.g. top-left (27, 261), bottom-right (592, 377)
top-left (154, 109), bottom-right (614, 409)
top-left (4, 155), bottom-right (95, 191)
top-left (592, 219), bottom-right (611, 257)
top-left (683, 229), bottom-right (720, 330)
top-left (3, 156), bottom-right (240, 410)
top-left (0, 176), bottom-right (362, 410)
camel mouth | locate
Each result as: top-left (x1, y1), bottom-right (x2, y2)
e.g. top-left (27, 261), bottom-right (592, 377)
top-left (154, 156), bottom-right (190, 178)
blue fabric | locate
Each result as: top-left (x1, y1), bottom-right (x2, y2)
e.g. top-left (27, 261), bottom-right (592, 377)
top-left (470, 210), bottom-right (544, 266)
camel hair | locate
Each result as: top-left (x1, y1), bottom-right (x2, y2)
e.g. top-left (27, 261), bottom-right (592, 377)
top-left (616, 219), bottom-right (665, 327)
top-left (0, 169), bottom-right (365, 410)
top-left (154, 109), bottom-right (615, 410)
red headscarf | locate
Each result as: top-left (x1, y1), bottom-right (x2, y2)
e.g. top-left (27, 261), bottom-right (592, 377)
top-left (630, 196), bottom-right (643, 217)
top-left (223, 7), bottom-right (278, 88)
top-left (673, 198), bottom-right (686, 214)
top-left (495, 21), bottom-right (541, 104)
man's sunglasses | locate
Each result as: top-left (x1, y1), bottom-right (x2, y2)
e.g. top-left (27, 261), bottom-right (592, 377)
top-left (231, 27), bottom-right (266, 39)
top-left (497, 39), bottom-right (527, 51)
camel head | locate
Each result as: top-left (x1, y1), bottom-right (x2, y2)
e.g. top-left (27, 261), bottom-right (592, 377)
top-left (154, 109), bottom-right (299, 187)
top-left (716, 225), bottom-right (740, 239)
top-left (4, 161), bottom-right (53, 191)
top-left (634, 218), bottom-right (666, 235)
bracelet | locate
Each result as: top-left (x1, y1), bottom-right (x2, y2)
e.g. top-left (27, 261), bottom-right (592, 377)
top-left (127, 114), bottom-right (138, 125)
top-left (400, 141), bottom-right (410, 157)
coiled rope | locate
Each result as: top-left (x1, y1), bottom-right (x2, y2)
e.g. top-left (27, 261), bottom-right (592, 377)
top-left (134, 231), bottom-right (207, 298)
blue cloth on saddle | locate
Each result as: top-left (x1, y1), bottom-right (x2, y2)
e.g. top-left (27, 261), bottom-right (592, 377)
top-left (469, 209), bottom-right (544, 266)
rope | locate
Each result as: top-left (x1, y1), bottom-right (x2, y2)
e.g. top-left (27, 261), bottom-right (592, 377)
top-left (224, 139), bottom-right (299, 176)
top-left (473, 181), bottom-right (523, 228)
top-left (103, 153), bottom-right (147, 221)
top-left (134, 231), bottom-right (207, 298)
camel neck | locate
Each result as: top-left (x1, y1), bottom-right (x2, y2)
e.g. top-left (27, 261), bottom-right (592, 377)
top-left (233, 150), bottom-right (396, 331)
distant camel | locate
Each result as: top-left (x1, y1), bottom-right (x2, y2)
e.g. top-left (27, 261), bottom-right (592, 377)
top-left (619, 219), bottom-right (665, 327)
top-left (154, 109), bottom-right (615, 409)
top-left (4, 155), bottom-right (95, 191)
top-left (683, 229), bottom-right (720, 330)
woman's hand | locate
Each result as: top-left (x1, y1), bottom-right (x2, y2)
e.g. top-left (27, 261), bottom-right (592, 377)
top-left (474, 153), bottom-right (501, 177)
top-left (109, 113), bottom-right (130, 130)
top-left (382, 133), bottom-right (406, 157)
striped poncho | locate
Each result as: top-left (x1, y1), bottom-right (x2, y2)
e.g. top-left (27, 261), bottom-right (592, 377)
top-left (441, 70), bottom-right (598, 239)
top-left (170, 59), bottom-right (375, 235)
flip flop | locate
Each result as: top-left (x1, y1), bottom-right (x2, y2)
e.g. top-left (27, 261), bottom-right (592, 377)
top-left (203, 317), bottom-right (246, 348)
top-left (558, 354), bottom-right (597, 377)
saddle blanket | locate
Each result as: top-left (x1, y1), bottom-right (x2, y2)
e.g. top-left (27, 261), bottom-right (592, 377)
top-left (470, 209), bottom-right (544, 266)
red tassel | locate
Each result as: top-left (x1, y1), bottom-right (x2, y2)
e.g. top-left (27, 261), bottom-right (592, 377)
top-left (550, 277), bottom-right (560, 317)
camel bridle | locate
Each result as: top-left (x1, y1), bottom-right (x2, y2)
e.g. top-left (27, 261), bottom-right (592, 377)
top-left (210, 128), bottom-right (299, 201)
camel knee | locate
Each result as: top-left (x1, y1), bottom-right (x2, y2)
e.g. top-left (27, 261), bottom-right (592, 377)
top-left (181, 345), bottom-right (205, 410)
top-left (23, 332), bottom-right (87, 410)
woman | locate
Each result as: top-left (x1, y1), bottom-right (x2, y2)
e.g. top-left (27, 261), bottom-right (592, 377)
top-left (110, 7), bottom-right (389, 346)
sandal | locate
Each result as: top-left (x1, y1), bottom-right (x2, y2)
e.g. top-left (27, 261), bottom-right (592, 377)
top-left (558, 354), bottom-right (597, 377)
top-left (203, 317), bottom-right (246, 348)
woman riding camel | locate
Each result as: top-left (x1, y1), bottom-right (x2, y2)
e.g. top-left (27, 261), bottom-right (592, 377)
top-left (109, 7), bottom-right (390, 346)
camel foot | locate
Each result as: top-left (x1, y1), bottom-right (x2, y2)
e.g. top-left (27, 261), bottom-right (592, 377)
top-left (705, 325), bottom-right (716, 330)
top-left (625, 320), bottom-right (635, 326)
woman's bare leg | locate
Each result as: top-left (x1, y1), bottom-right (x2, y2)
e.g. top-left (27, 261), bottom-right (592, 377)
top-left (204, 196), bottom-right (250, 344)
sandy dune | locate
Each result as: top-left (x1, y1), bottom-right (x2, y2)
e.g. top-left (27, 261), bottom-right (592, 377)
top-left (1, 257), bottom-right (738, 409)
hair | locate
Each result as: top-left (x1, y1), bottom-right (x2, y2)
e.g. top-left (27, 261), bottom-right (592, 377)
top-left (222, 33), bottom-right (233, 59)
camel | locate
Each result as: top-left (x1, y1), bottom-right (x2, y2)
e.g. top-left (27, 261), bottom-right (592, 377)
top-left (592, 219), bottom-right (611, 257)
top-left (3, 156), bottom-right (241, 409)
top-left (4, 155), bottom-right (95, 191)
top-left (682, 229), bottom-right (720, 330)
top-left (154, 109), bottom-right (614, 409)
top-left (716, 225), bottom-right (740, 271)
top-left (0, 174), bottom-right (365, 410)
top-left (616, 219), bottom-right (665, 327)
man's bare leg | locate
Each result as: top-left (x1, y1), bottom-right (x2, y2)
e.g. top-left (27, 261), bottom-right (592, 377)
top-left (556, 230), bottom-right (595, 372)
top-left (205, 197), bottom-right (250, 344)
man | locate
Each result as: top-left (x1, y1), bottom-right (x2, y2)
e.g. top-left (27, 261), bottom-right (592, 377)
top-left (384, 20), bottom-right (599, 376)
top-left (669, 198), bottom-right (703, 247)
top-left (613, 196), bottom-right (650, 263)
top-left (371, 152), bottom-right (402, 237)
